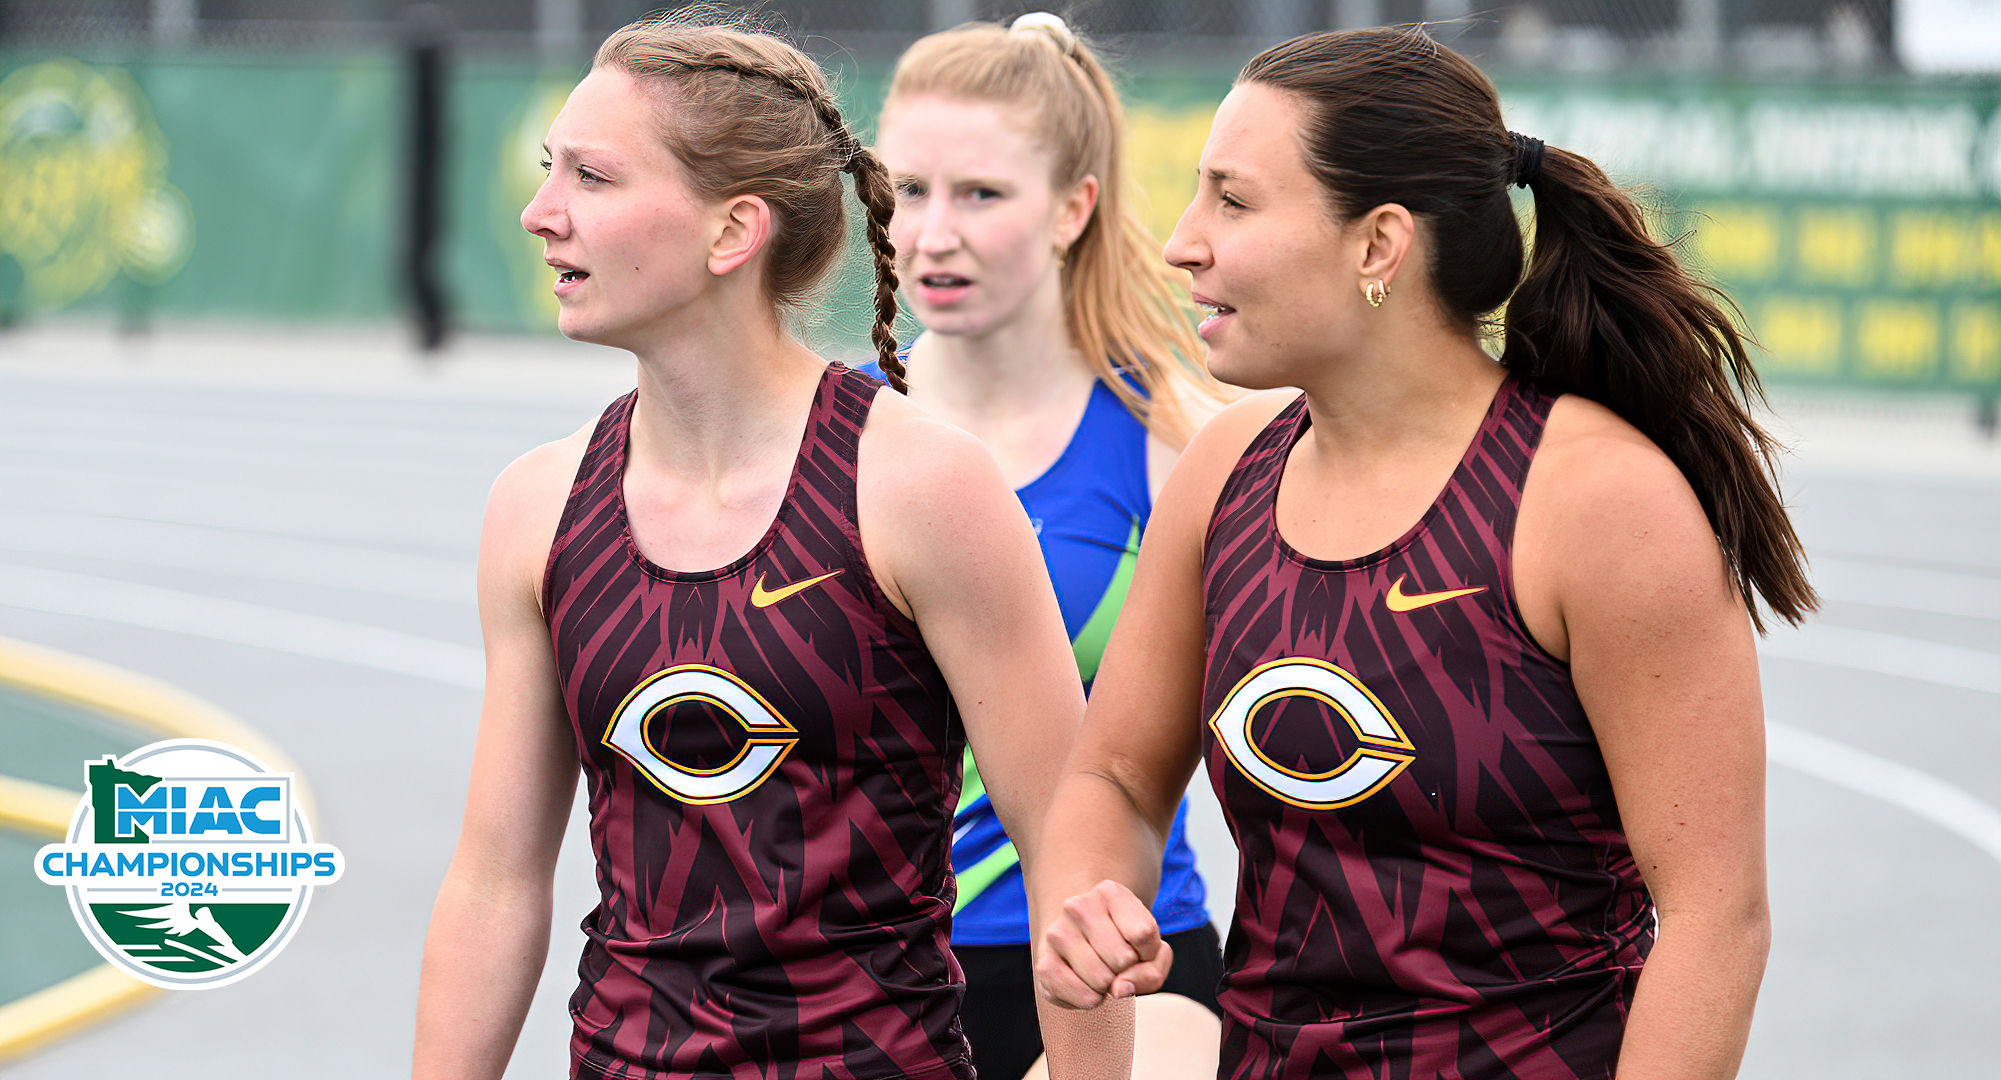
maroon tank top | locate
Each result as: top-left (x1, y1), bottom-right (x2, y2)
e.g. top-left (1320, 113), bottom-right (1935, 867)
top-left (1200, 379), bottom-right (1651, 1079)
top-left (544, 365), bottom-right (973, 1080)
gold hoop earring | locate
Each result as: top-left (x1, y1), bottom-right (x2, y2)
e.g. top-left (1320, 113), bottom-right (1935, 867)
top-left (1365, 279), bottom-right (1389, 308)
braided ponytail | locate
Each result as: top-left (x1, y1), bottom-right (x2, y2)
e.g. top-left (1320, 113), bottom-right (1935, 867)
top-left (844, 150), bottom-right (907, 392)
top-left (594, 16), bottom-right (902, 390)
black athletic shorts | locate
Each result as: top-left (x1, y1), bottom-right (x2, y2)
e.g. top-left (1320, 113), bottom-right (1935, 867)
top-left (954, 922), bottom-right (1225, 1080)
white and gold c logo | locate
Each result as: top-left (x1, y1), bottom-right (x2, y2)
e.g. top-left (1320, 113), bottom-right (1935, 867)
top-left (602, 665), bottom-right (799, 805)
top-left (1209, 658), bottom-right (1416, 811)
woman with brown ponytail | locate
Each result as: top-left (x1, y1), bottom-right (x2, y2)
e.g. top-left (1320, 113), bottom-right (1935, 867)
top-left (1032, 27), bottom-right (1813, 1080)
top-left (871, 13), bottom-right (1227, 1080)
top-left (412, 15), bottom-right (1126, 1080)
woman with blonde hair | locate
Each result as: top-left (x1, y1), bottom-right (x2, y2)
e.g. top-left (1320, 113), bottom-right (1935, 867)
top-left (413, 14), bottom-right (1131, 1079)
top-left (873, 13), bottom-right (1227, 1080)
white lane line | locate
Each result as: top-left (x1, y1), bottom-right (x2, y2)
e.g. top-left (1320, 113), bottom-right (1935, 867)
top-left (1769, 722), bottom-right (2001, 867)
top-left (0, 564), bottom-right (483, 689)
top-left (1759, 623), bottom-right (2001, 695)
top-left (0, 509), bottom-right (475, 604)
top-left (1809, 555), bottom-right (2001, 621)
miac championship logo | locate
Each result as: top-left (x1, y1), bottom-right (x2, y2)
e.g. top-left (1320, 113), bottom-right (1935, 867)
top-left (33, 738), bottom-right (343, 989)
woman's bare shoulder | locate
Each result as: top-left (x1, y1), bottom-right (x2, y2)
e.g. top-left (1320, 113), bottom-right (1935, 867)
top-left (481, 418), bottom-right (599, 601)
top-left (1167, 388), bottom-right (1302, 496)
top-left (852, 382), bottom-right (1038, 615)
top-left (1524, 394), bottom-right (1728, 603)
top-left (854, 383), bottom-right (1001, 496)
top-left (1194, 387), bottom-right (1302, 447)
top-left (490, 423), bottom-right (593, 521)
top-left (1532, 393), bottom-right (1698, 519)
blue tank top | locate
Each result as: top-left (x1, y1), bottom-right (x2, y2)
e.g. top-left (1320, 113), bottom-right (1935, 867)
top-left (864, 361), bottom-right (1211, 945)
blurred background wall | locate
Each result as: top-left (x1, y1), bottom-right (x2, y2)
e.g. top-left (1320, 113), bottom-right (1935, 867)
top-left (0, 0), bottom-right (1996, 403)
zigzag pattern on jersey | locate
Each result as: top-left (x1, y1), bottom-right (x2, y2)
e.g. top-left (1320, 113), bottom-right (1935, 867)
top-left (1200, 379), bottom-right (1653, 1080)
top-left (544, 365), bottom-right (973, 1080)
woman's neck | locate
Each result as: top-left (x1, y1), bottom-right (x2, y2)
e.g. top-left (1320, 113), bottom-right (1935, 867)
top-left (1295, 317), bottom-right (1507, 467)
top-left (625, 299), bottom-right (826, 487)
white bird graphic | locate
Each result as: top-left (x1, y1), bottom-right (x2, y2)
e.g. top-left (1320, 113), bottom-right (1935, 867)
top-left (126, 902), bottom-right (248, 964)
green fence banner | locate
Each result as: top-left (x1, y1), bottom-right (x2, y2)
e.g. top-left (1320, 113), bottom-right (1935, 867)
top-left (1502, 82), bottom-right (2001, 391)
top-left (1112, 77), bottom-right (2001, 393)
top-left (2, 51), bottom-right (1993, 393)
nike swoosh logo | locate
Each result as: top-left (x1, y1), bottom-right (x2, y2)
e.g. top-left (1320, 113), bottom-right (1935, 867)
top-left (750, 569), bottom-right (843, 608)
top-left (1384, 574), bottom-right (1486, 613)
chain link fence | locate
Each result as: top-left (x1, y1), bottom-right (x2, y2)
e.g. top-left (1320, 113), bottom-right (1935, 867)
top-left (0, 0), bottom-right (1914, 70)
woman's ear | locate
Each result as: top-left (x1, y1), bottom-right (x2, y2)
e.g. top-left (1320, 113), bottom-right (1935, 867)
top-left (1054, 174), bottom-right (1101, 251)
top-left (1355, 202), bottom-right (1415, 290)
top-left (709, 194), bottom-right (773, 278)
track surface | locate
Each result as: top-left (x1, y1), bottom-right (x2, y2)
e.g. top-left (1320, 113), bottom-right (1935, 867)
top-left (1, 327), bottom-right (1995, 1079)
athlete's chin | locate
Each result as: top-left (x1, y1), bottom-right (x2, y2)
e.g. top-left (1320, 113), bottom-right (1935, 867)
top-left (556, 308), bottom-right (635, 351)
top-left (554, 305), bottom-right (594, 341)
top-left (1205, 344), bottom-right (1294, 393)
top-left (904, 304), bottom-right (992, 339)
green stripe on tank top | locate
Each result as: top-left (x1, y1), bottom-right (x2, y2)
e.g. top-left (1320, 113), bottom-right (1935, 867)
top-left (1069, 521), bottom-right (1141, 685)
top-left (952, 521), bottom-right (1141, 913)
top-left (953, 748), bottom-right (1019, 913)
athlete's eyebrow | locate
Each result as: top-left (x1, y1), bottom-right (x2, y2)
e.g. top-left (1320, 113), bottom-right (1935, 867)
top-left (546, 141), bottom-right (620, 166)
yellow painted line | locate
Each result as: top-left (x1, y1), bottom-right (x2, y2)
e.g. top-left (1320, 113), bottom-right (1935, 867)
top-left (0, 635), bottom-right (314, 822)
top-left (0, 967), bottom-right (155, 1063)
top-left (0, 776), bottom-right (162, 1062)
top-left (0, 775), bottom-right (76, 839)
top-left (0, 635), bottom-right (313, 1062)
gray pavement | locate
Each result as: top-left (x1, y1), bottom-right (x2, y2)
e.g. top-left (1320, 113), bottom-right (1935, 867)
top-left (0, 324), bottom-right (1996, 1078)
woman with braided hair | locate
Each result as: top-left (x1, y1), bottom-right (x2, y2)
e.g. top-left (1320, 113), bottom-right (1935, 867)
top-left (414, 15), bottom-right (1126, 1080)
top-left (1031, 26), bottom-right (1812, 1080)
top-left (870, 13), bottom-right (1226, 1080)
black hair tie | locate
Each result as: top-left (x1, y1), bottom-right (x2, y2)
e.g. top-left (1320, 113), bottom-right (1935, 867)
top-left (1509, 132), bottom-right (1545, 188)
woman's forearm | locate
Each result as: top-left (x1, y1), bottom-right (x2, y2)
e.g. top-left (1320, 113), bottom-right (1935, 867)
top-left (1027, 765), bottom-right (1184, 1014)
top-left (1023, 772), bottom-right (1160, 1079)
top-left (1036, 994), bottom-right (1137, 1080)
top-left (412, 862), bottom-right (557, 1080)
top-left (1031, 768), bottom-right (1172, 916)
top-left (1615, 904), bottom-right (1771, 1079)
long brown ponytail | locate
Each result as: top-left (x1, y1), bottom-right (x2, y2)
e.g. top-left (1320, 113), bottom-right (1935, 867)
top-left (594, 14), bottom-right (905, 391)
top-left (1505, 146), bottom-right (1810, 629)
top-left (1242, 29), bottom-right (1815, 630)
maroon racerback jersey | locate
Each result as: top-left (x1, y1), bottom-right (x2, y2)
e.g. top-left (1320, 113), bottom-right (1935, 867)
top-left (544, 365), bottom-right (973, 1080)
top-left (1200, 379), bottom-right (1652, 1079)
